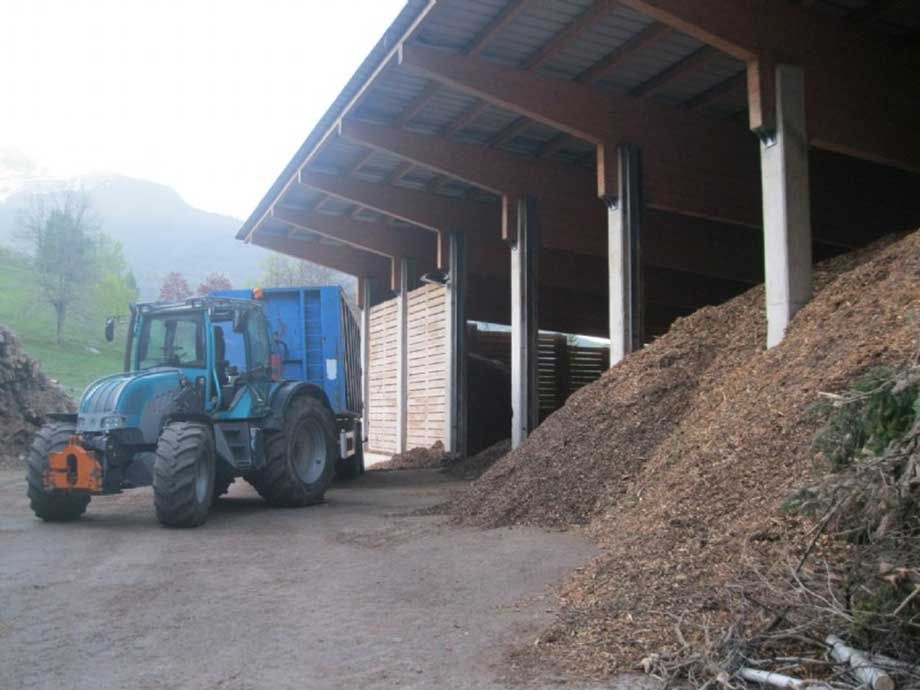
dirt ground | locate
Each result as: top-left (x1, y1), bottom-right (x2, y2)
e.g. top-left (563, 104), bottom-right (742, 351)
top-left (0, 468), bottom-right (646, 690)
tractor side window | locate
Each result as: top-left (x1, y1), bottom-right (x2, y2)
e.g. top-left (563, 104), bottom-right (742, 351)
top-left (246, 312), bottom-right (271, 374)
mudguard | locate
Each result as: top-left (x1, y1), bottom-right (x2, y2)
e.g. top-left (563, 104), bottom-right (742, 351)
top-left (266, 381), bottom-right (332, 430)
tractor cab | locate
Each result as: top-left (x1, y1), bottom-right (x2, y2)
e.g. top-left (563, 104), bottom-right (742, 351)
top-left (125, 298), bottom-right (273, 418)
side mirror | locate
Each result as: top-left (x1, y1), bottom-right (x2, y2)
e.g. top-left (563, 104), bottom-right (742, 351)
top-left (104, 318), bottom-right (115, 342)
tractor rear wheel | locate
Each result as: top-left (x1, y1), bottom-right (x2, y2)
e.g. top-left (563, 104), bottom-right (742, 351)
top-left (26, 422), bottom-right (91, 522)
top-left (153, 422), bottom-right (215, 528)
top-left (246, 396), bottom-right (336, 507)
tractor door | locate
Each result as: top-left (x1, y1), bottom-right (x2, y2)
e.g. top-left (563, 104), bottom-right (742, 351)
top-left (211, 307), bottom-right (271, 417)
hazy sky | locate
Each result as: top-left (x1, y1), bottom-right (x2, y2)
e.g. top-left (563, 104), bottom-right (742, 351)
top-left (0, 0), bottom-right (406, 219)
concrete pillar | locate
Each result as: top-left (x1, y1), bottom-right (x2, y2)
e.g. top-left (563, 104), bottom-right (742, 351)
top-left (359, 277), bottom-right (372, 448)
top-left (444, 232), bottom-right (467, 456)
top-left (395, 257), bottom-right (409, 454)
top-left (510, 196), bottom-right (539, 449)
top-left (607, 143), bottom-right (642, 366)
top-left (759, 63), bottom-right (812, 348)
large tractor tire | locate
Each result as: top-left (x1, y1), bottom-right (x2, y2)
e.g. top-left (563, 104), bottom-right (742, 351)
top-left (26, 422), bottom-right (91, 522)
top-left (336, 421), bottom-right (365, 480)
top-left (153, 422), bottom-right (215, 528)
top-left (246, 396), bottom-right (336, 507)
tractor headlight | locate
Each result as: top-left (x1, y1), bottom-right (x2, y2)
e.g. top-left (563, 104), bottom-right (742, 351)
top-left (101, 415), bottom-right (127, 430)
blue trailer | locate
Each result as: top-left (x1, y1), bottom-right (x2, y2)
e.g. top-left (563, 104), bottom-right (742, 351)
top-left (26, 287), bottom-right (364, 528)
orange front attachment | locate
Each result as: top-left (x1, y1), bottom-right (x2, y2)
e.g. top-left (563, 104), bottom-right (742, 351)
top-left (45, 438), bottom-right (104, 493)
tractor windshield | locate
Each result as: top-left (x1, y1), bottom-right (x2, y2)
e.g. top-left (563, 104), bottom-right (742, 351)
top-left (136, 311), bottom-right (206, 370)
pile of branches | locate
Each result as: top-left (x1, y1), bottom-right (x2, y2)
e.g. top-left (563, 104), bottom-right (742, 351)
top-left (645, 361), bottom-right (920, 689)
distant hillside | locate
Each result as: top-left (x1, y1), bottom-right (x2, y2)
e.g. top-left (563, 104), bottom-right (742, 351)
top-left (0, 174), bottom-right (269, 299)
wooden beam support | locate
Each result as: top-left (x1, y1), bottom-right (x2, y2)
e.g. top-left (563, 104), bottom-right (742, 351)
top-left (299, 168), bottom-right (498, 236)
top-left (398, 43), bottom-right (761, 226)
top-left (270, 205), bottom-right (435, 260)
top-left (615, 0), bottom-right (920, 170)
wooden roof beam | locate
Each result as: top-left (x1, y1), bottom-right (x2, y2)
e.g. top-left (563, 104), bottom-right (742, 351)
top-left (577, 22), bottom-right (672, 83)
top-left (251, 233), bottom-right (390, 284)
top-left (615, 0), bottom-right (920, 171)
top-left (466, 0), bottom-right (531, 56)
top-left (631, 45), bottom-right (720, 98)
top-left (523, 0), bottom-right (616, 71)
top-left (682, 70), bottom-right (745, 110)
top-left (396, 43), bottom-right (760, 226)
top-left (270, 205), bottom-right (435, 260)
top-left (299, 168), bottom-right (499, 236)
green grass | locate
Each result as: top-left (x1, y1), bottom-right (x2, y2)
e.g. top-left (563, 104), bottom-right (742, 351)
top-left (0, 254), bottom-right (124, 398)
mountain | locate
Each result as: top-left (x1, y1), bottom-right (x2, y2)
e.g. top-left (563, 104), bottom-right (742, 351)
top-left (0, 172), bottom-right (269, 300)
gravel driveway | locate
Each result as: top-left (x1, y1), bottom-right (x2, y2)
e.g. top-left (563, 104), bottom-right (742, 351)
top-left (0, 468), bottom-right (629, 690)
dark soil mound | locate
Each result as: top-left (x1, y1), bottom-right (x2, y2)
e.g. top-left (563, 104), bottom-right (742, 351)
top-left (448, 231), bottom-right (920, 676)
top-left (0, 327), bottom-right (75, 467)
top-left (371, 441), bottom-right (456, 471)
top-left (443, 438), bottom-right (511, 480)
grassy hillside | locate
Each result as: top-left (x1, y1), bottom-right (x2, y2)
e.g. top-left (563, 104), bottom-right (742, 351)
top-left (0, 250), bottom-right (124, 398)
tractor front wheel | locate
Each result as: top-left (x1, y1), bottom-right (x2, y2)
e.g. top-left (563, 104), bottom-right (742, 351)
top-left (153, 422), bottom-right (215, 528)
top-left (246, 396), bottom-right (336, 507)
top-left (26, 422), bottom-right (91, 522)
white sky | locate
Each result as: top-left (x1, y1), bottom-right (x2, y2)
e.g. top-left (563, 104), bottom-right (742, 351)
top-left (0, 0), bottom-right (406, 219)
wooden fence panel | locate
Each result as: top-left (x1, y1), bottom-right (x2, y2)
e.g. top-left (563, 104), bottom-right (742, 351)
top-left (406, 284), bottom-right (448, 449)
top-left (367, 298), bottom-right (398, 453)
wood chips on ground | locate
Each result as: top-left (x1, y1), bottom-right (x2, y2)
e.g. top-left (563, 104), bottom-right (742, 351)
top-left (448, 231), bottom-right (920, 678)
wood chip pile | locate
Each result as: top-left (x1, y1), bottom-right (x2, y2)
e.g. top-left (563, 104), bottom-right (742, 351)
top-left (449, 231), bottom-right (920, 677)
top-left (0, 327), bottom-right (74, 467)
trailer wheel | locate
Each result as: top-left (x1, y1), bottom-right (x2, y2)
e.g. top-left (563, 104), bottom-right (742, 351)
top-left (246, 396), bottom-right (336, 507)
top-left (153, 422), bottom-right (215, 528)
top-left (26, 422), bottom-right (91, 522)
top-left (336, 421), bottom-right (365, 480)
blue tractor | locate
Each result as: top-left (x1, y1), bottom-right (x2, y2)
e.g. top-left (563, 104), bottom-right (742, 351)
top-left (26, 287), bottom-right (364, 527)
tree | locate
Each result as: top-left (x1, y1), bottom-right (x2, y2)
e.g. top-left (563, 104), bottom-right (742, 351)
top-left (196, 272), bottom-right (232, 295)
top-left (18, 191), bottom-right (99, 343)
top-left (93, 235), bottom-right (139, 323)
top-left (256, 254), bottom-right (357, 305)
top-left (159, 272), bottom-right (191, 301)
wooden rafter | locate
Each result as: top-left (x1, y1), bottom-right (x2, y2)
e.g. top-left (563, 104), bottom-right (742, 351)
top-left (682, 70), bottom-right (746, 110)
top-left (630, 45), bottom-right (720, 98)
top-left (466, 0), bottom-right (531, 56)
top-left (576, 22), bottom-right (672, 83)
top-left (443, 99), bottom-right (489, 138)
top-left (489, 116), bottom-right (531, 148)
top-left (522, 0), bottom-right (615, 70)
top-left (393, 82), bottom-right (440, 128)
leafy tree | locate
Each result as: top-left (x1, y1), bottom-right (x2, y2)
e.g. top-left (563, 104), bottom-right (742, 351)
top-left (256, 254), bottom-right (356, 305)
top-left (196, 272), bottom-right (232, 295)
top-left (93, 235), bottom-right (140, 323)
top-left (18, 191), bottom-right (99, 343)
top-left (159, 272), bottom-right (191, 301)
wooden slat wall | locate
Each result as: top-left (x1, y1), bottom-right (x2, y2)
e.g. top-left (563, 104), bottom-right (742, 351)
top-left (367, 298), bottom-right (398, 453)
top-left (406, 284), bottom-right (448, 449)
top-left (468, 327), bottom-right (609, 420)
